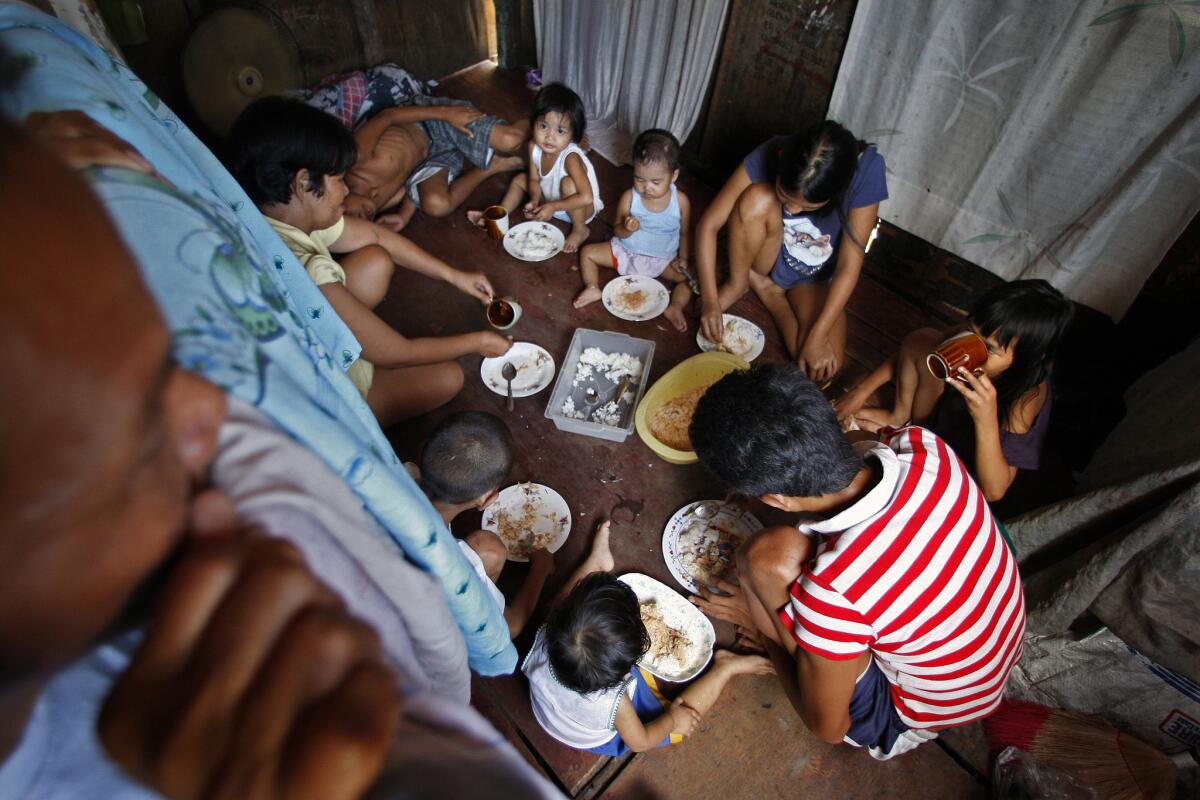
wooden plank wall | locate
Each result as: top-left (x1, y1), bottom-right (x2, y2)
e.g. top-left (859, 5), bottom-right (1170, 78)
top-left (494, 0), bottom-right (537, 69)
top-left (693, 0), bottom-right (856, 176)
top-left (120, 0), bottom-right (490, 131)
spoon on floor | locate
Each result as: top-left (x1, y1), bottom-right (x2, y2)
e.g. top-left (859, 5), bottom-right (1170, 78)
top-left (502, 361), bottom-right (517, 412)
top-left (687, 500), bottom-right (722, 547)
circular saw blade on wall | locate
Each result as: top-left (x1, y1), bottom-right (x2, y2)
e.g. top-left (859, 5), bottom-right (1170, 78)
top-left (183, 6), bottom-right (302, 137)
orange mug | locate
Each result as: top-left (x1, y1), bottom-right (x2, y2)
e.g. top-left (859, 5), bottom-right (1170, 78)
top-left (483, 205), bottom-right (509, 239)
top-left (926, 331), bottom-right (988, 382)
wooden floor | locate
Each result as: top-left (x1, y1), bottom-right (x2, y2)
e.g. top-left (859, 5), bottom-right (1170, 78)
top-left (383, 62), bottom-right (1004, 799)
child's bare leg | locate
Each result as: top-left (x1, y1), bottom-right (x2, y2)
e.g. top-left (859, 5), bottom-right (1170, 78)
top-left (675, 650), bottom-right (773, 717)
top-left (467, 172), bottom-right (528, 226)
top-left (661, 267), bottom-right (691, 333)
top-left (856, 327), bottom-right (943, 431)
top-left (488, 120), bottom-right (530, 155)
top-left (418, 153), bottom-right (525, 218)
top-left (339, 244), bottom-right (394, 308)
top-left (464, 529), bottom-right (506, 583)
top-left (501, 171), bottom-right (529, 211)
top-left (903, 327), bottom-right (949, 422)
top-left (834, 357), bottom-right (895, 420)
top-left (553, 519), bottom-right (613, 604)
top-left (558, 176), bottom-right (592, 253)
top-left (366, 361), bottom-right (464, 428)
top-left (573, 243), bottom-right (612, 308)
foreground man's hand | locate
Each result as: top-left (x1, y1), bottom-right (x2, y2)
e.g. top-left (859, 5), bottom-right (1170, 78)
top-left (99, 534), bottom-right (401, 800)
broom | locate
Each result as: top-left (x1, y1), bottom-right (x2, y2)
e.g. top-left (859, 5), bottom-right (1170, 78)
top-left (983, 699), bottom-right (1177, 800)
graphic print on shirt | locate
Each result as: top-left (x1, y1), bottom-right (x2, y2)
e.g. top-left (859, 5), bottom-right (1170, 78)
top-left (781, 216), bottom-right (834, 274)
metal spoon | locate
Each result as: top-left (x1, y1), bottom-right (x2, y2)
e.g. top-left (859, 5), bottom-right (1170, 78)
top-left (609, 374), bottom-right (634, 405)
top-left (502, 361), bottom-right (517, 412)
top-left (688, 500), bottom-right (722, 546)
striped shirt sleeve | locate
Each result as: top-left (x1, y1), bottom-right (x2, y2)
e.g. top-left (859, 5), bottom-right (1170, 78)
top-left (779, 568), bottom-right (874, 660)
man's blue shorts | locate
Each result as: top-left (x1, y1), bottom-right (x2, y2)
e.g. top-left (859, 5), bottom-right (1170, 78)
top-left (845, 659), bottom-right (912, 753)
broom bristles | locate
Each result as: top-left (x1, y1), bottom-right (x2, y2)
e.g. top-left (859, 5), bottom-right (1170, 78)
top-left (983, 699), bottom-right (1053, 753)
top-left (985, 701), bottom-right (1177, 800)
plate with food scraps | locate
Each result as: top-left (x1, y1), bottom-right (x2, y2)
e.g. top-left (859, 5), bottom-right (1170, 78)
top-left (601, 275), bottom-right (670, 322)
top-left (695, 314), bottom-right (765, 362)
top-left (481, 482), bottom-right (572, 562)
top-left (619, 572), bottom-right (715, 682)
top-left (503, 221), bottom-right (565, 262)
top-left (480, 342), bottom-right (556, 398)
top-left (662, 501), bottom-right (763, 594)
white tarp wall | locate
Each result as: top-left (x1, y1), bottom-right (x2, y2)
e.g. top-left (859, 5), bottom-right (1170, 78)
top-left (828, 1), bottom-right (1200, 320)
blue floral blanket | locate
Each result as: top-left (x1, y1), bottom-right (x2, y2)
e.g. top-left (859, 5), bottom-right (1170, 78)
top-left (0, 5), bottom-right (516, 675)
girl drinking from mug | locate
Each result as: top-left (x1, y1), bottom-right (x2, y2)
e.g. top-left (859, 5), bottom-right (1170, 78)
top-left (835, 280), bottom-right (1074, 502)
top-left (694, 121), bottom-right (887, 382)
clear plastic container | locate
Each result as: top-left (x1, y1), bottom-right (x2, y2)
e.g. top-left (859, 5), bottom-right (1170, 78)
top-left (544, 328), bottom-right (656, 442)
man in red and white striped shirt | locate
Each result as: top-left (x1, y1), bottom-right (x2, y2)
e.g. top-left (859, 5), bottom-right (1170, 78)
top-left (690, 365), bottom-right (1024, 759)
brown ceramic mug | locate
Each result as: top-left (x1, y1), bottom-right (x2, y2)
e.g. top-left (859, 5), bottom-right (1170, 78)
top-left (483, 205), bottom-right (509, 239)
top-left (486, 297), bottom-right (521, 330)
top-left (926, 331), bottom-right (988, 382)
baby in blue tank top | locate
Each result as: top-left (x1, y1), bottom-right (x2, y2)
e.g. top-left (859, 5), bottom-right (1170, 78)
top-left (573, 129), bottom-right (693, 332)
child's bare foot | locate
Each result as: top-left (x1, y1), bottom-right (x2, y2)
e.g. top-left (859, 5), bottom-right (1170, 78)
top-left (466, 209), bottom-right (486, 228)
top-left (663, 305), bottom-right (687, 332)
top-left (579, 519), bottom-right (614, 574)
top-left (563, 224), bottom-right (589, 253)
top-left (574, 285), bottom-right (602, 309)
top-left (713, 649), bottom-right (774, 676)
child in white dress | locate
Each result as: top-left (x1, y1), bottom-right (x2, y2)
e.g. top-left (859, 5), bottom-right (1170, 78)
top-left (469, 82), bottom-right (603, 252)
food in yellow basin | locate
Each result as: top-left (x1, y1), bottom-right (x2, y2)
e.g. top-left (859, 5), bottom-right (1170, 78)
top-left (635, 352), bottom-right (749, 464)
top-left (648, 385), bottom-right (710, 452)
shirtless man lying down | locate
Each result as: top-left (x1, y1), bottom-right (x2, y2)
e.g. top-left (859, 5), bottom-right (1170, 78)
top-left (343, 96), bottom-right (527, 231)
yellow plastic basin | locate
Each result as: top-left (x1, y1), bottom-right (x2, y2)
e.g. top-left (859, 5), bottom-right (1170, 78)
top-left (635, 351), bottom-right (750, 464)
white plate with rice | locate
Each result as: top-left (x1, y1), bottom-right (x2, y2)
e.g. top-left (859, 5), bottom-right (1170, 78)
top-left (503, 221), bottom-right (565, 261)
top-left (602, 275), bottom-right (670, 322)
top-left (695, 314), bottom-right (765, 362)
top-left (662, 501), bottom-right (763, 594)
top-left (481, 482), bottom-right (572, 562)
top-left (480, 342), bottom-right (556, 398)
top-left (619, 572), bottom-right (715, 682)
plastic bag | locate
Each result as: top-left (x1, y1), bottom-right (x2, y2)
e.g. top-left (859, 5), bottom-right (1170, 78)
top-left (991, 746), bottom-right (1096, 800)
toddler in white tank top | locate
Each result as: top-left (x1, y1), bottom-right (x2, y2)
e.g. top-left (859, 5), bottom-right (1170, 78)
top-left (468, 82), bottom-right (602, 253)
